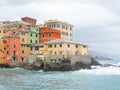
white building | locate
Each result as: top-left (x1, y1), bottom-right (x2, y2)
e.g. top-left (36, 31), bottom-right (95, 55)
top-left (44, 19), bottom-right (73, 41)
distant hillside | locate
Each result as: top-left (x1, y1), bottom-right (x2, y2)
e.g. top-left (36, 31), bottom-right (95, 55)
top-left (94, 56), bottom-right (113, 60)
top-left (89, 50), bottom-right (113, 60)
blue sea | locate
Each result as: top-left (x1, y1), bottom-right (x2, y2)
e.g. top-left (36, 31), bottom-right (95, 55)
top-left (0, 60), bottom-right (120, 90)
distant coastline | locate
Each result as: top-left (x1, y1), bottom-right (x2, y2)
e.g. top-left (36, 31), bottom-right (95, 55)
top-left (94, 56), bottom-right (113, 60)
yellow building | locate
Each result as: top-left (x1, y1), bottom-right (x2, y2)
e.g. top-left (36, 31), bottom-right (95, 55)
top-left (0, 37), bottom-right (8, 64)
top-left (30, 39), bottom-right (88, 61)
top-left (0, 23), bottom-right (5, 36)
top-left (44, 20), bottom-right (73, 41)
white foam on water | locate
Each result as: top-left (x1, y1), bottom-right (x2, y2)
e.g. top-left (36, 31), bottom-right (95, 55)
top-left (74, 63), bottom-right (120, 75)
top-left (38, 70), bottom-right (43, 72)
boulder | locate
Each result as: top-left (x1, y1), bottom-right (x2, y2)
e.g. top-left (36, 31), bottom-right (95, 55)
top-left (91, 57), bottom-right (101, 66)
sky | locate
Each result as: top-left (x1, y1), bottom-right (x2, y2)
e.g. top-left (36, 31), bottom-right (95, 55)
top-left (0, 0), bottom-right (120, 58)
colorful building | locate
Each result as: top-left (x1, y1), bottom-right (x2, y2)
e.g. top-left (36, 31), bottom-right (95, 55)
top-left (21, 17), bottom-right (37, 26)
top-left (0, 37), bottom-right (8, 64)
top-left (28, 27), bottom-right (39, 44)
top-left (4, 30), bottom-right (30, 62)
top-left (0, 23), bottom-right (5, 36)
top-left (30, 39), bottom-right (88, 63)
top-left (39, 27), bottom-right (61, 43)
top-left (1, 21), bottom-right (30, 32)
top-left (2, 35), bottom-right (21, 62)
top-left (18, 30), bottom-right (30, 62)
top-left (44, 20), bottom-right (73, 41)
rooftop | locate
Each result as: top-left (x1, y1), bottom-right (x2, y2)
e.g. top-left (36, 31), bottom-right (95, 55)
top-left (44, 19), bottom-right (73, 27)
top-left (31, 39), bottom-right (88, 47)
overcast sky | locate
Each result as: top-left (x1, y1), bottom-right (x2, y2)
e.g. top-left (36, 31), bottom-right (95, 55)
top-left (0, 0), bottom-right (120, 58)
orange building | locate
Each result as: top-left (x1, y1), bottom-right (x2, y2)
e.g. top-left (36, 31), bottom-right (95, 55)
top-left (39, 27), bottom-right (61, 43)
top-left (18, 30), bottom-right (30, 62)
top-left (21, 17), bottom-right (37, 26)
top-left (4, 29), bottom-right (30, 62)
top-left (2, 35), bottom-right (21, 62)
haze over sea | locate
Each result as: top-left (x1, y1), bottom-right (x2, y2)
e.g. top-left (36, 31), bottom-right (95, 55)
top-left (0, 59), bottom-right (119, 90)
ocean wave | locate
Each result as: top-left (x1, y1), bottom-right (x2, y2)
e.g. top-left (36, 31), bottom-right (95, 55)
top-left (74, 63), bottom-right (120, 75)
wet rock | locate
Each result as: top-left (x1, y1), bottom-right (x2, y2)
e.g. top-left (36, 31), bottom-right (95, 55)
top-left (71, 61), bottom-right (91, 70)
top-left (91, 57), bottom-right (101, 66)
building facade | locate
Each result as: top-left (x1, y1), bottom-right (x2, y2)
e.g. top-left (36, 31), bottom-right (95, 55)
top-left (1, 21), bottom-right (30, 32)
top-left (0, 38), bottom-right (8, 64)
top-left (39, 27), bottom-right (61, 43)
top-left (18, 31), bottom-right (30, 62)
top-left (4, 30), bottom-right (30, 62)
top-left (44, 20), bottom-right (73, 41)
top-left (28, 27), bottom-right (39, 44)
top-left (0, 23), bottom-right (5, 36)
top-left (30, 39), bottom-right (88, 62)
top-left (2, 35), bottom-right (21, 62)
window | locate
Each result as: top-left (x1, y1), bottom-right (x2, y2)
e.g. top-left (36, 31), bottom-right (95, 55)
top-left (0, 30), bottom-right (1, 33)
top-left (22, 38), bottom-right (24, 42)
top-left (76, 45), bottom-right (78, 48)
top-left (30, 39), bottom-right (32, 43)
top-left (54, 24), bottom-right (56, 28)
top-left (42, 33), bottom-right (44, 37)
top-left (60, 51), bottom-right (62, 55)
top-left (4, 48), bottom-right (6, 50)
top-left (35, 47), bottom-right (39, 51)
top-left (62, 25), bottom-right (65, 29)
top-left (48, 33), bottom-right (52, 37)
top-left (36, 34), bottom-right (38, 37)
top-left (66, 26), bottom-right (68, 30)
top-left (48, 45), bottom-right (52, 48)
top-left (83, 45), bottom-right (87, 48)
top-left (21, 32), bottom-right (25, 35)
top-left (52, 24), bottom-right (54, 28)
top-left (30, 47), bottom-right (33, 51)
top-left (7, 51), bottom-right (9, 54)
top-left (3, 40), bottom-right (7, 43)
top-left (68, 44), bottom-right (70, 48)
top-left (14, 44), bottom-right (16, 48)
top-left (21, 44), bottom-right (25, 47)
top-left (62, 32), bottom-right (65, 35)
top-left (60, 44), bottom-right (62, 47)
top-left (57, 24), bottom-right (59, 28)
top-left (30, 33), bottom-right (32, 36)
top-left (66, 32), bottom-right (68, 36)
top-left (35, 40), bottom-right (37, 43)
top-left (70, 27), bottom-right (72, 30)
top-left (54, 44), bottom-right (57, 48)
top-left (22, 50), bottom-right (24, 54)
top-left (47, 25), bottom-right (51, 28)
top-left (70, 33), bottom-right (72, 37)
top-left (57, 24), bottom-right (60, 28)
top-left (21, 57), bottom-right (24, 61)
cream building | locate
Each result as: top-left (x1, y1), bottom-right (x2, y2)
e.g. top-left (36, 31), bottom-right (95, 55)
top-left (44, 20), bottom-right (73, 41)
top-left (0, 23), bottom-right (5, 36)
top-left (30, 39), bottom-right (88, 61)
top-left (1, 21), bottom-right (30, 32)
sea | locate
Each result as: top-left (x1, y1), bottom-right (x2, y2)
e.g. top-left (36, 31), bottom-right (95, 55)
top-left (0, 59), bottom-right (120, 90)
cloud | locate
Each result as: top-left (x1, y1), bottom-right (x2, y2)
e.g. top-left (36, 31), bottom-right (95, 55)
top-left (0, 0), bottom-right (120, 58)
